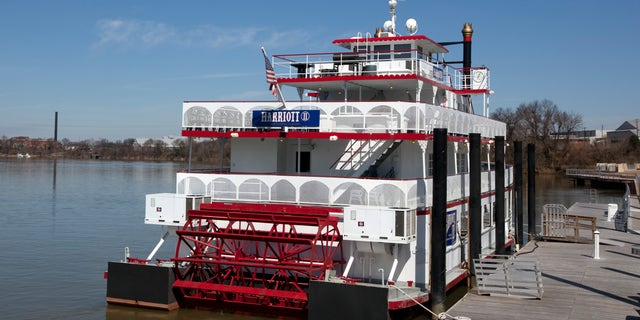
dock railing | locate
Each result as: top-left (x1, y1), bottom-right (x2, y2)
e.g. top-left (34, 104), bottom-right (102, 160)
top-left (616, 185), bottom-right (631, 232)
top-left (541, 204), bottom-right (597, 242)
top-left (565, 168), bottom-right (636, 181)
top-left (565, 214), bottom-right (597, 241)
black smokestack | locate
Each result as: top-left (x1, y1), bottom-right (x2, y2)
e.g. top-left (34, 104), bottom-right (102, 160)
top-left (462, 23), bottom-right (473, 89)
top-left (54, 111), bottom-right (58, 142)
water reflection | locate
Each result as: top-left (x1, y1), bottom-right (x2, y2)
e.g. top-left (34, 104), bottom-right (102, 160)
top-left (528, 174), bottom-right (625, 238)
top-left (534, 174), bottom-right (625, 213)
top-left (52, 158), bottom-right (57, 216)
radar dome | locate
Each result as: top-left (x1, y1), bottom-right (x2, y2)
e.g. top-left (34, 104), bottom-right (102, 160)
top-left (406, 18), bottom-right (418, 34)
top-left (383, 20), bottom-right (393, 32)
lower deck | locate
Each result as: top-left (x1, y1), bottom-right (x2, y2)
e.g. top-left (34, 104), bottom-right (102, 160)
top-left (166, 169), bottom-right (512, 211)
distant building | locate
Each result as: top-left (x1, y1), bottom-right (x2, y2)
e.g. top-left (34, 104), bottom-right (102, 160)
top-left (551, 129), bottom-right (608, 145)
top-left (608, 118), bottom-right (639, 143)
top-left (9, 136), bottom-right (58, 150)
top-left (552, 119), bottom-right (639, 145)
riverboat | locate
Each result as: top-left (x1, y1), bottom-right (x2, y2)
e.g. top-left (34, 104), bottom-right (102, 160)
top-left (106, 1), bottom-right (514, 319)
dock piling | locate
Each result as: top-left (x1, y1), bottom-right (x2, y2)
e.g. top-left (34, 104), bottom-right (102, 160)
top-left (495, 136), bottom-right (506, 254)
top-left (514, 141), bottom-right (524, 247)
top-left (469, 133), bottom-right (481, 276)
top-left (527, 143), bottom-right (536, 240)
top-left (430, 128), bottom-right (447, 317)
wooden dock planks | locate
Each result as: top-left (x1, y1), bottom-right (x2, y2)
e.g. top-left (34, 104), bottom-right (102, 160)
top-left (448, 199), bottom-right (640, 320)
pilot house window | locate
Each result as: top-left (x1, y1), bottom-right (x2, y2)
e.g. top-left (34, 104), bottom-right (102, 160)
top-left (394, 44), bottom-right (411, 59)
top-left (372, 45), bottom-right (391, 60)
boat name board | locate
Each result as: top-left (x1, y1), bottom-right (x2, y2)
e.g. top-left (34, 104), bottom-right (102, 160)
top-left (252, 110), bottom-right (320, 127)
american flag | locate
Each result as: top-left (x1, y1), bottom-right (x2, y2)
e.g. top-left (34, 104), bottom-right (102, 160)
top-left (261, 47), bottom-right (277, 96)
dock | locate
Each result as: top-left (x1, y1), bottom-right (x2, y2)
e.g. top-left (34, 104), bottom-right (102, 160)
top-left (447, 197), bottom-right (640, 320)
top-left (565, 168), bottom-right (639, 194)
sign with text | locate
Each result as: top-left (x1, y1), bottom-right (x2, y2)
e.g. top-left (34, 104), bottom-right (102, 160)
top-left (446, 209), bottom-right (457, 246)
top-left (252, 110), bottom-right (320, 127)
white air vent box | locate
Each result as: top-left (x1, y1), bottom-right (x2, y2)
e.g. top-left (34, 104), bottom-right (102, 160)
top-left (145, 193), bottom-right (210, 226)
top-left (342, 207), bottom-right (416, 244)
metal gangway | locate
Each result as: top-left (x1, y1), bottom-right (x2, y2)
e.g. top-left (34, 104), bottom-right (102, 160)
top-left (473, 255), bottom-right (543, 299)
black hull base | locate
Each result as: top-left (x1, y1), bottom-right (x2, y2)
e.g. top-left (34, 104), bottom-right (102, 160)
top-left (308, 280), bottom-right (390, 320)
top-left (106, 262), bottom-right (178, 311)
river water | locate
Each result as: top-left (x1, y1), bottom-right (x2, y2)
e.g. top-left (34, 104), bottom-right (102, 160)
top-left (0, 159), bottom-right (625, 319)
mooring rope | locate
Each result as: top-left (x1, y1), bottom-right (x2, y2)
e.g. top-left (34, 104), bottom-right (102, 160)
top-left (388, 284), bottom-right (471, 320)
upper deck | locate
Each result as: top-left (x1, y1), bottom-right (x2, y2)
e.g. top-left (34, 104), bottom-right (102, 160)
top-left (272, 48), bottom-right (489, 96)
top-left (181, 101), bottom-right (506, 139)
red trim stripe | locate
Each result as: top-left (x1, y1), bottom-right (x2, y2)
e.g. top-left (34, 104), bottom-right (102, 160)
top-left (181, 130), bottom-right (498, 143)
top-left (277, 73), bottom-right (417, 84)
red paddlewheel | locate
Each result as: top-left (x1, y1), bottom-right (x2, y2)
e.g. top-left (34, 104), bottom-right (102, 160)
top-left (172, 202), bottom-right (343, 311)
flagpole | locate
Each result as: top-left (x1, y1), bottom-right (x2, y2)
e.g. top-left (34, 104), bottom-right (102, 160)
top-left (261, 47), bottom-right (286, 109)
top-left (275, 83), bottom-right (286, 110)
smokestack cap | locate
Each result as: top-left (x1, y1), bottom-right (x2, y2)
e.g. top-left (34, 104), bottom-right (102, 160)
top-left (462, 23), bottom-right (473, 37)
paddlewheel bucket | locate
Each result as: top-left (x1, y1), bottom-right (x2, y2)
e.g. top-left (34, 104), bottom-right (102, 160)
top-left (172, 202), bottom-right (343, 311)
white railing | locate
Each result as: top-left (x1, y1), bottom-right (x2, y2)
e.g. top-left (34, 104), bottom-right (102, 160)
top-left (542, 204), bottom-right (568, 239)
top-left (272, 51), bottom-right (489, 91)
top-left (182, 101), bottom-right (506, 138)
top-left (172, 167), bottom-right (513, 209)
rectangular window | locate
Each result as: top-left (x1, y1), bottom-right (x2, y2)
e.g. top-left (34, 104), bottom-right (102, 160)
top-left (393, 43), bottom-right (412, 59)
top-left (372, 45), bottom-right (391, 60)
top-left (355, 45), bottom-right (367, 54)
top-left (296, 151), bottom-right (310, 173)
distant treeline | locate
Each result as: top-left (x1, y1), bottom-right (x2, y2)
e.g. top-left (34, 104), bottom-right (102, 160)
top-left (0, 137), bottom-right (230, 165)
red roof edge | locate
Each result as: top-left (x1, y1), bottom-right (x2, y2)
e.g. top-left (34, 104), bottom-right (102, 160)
top-left (332, 35), bottom-right (448, 53)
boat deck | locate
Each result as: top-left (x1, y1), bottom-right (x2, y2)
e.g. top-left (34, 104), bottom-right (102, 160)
top-left (447, 198), bottom-right (640, 320)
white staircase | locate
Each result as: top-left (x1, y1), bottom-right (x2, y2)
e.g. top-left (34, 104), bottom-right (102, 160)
top-left (329, 140), bottom-right (392, 176)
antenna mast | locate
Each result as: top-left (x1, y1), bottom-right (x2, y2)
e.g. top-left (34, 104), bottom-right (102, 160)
top-left (389, 0), bottom-right (397, 35)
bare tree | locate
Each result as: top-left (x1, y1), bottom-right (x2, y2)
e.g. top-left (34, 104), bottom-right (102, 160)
top-left (490, 107), bottom-right (519, 141)
top-left (491, 99), bottom-right (583, 170)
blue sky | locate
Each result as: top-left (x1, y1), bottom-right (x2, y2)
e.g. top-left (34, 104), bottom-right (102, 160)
top-left (1, 0), bottom-right (637, 141)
